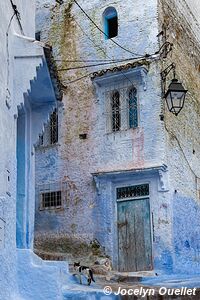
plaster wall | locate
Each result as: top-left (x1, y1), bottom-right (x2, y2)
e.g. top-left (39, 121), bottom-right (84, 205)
top-left (35, 0), bottom-right (200, 273)
top-left (185, 0), bottom-right (200, 25)
top-left (0, 2), bottom-right (32, 297)
top-left (35, 0), bottom-right (174, 271)
top-left (158, 0), bottom-right (200, 272)
top-left (0, 1), bottom-right (64, 298)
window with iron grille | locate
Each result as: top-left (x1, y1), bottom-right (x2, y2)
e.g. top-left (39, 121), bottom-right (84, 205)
top-left (37, 181), bottom-right (66, 210)
top-left (128, 87), bottom-right (138, 128)
top-left (117, 184), bottom-right (149, 200)
top-left (37, 108), bottom-right (58, 147)
top-left (50, 109), bottom-right (58, 144)
top-left (111, 91), bottom-right (121, 132)
top-left (41, 191), bottom-right (62, 209)
top-left (105, 86), bottom-right (138, 133)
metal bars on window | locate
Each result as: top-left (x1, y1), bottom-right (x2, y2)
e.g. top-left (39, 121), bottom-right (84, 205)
top-left (50, 109), bottom-right (58, 145)
top-left (105, 85), bottom-right (138, 133)
top-left (117, 184), bottom-right (149, 200)
top-left (129, 87), bottom-right (138, 128)
top-left (111, 91), bottom-right (121, 132)
top-left (37, 181), bottom-right (67, 210)
top-left (37, 108), bottom-right (58, 147)
top-left (42, 191), bottom-right (62, 208)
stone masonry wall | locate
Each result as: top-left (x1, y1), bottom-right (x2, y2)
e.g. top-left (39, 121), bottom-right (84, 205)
top-left (158, 0), bottom-right (200, 273)
top-left (35, 0), bottom-right (200, 273)
top-left (34, 1), bottom-right (177, 272)
top-left (35, 0), bottom-right (164, 237)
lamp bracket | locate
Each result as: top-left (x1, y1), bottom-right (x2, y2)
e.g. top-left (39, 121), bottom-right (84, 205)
top-left (161, 63), bottom-right (176, 97)
top-left (155, 42), bottom-right (173, 58)
top-left (161, 63), bottom-right (176, 81)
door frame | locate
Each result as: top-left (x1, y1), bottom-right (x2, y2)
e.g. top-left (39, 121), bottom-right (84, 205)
top-left (113, 180), bottom-right (154, 272)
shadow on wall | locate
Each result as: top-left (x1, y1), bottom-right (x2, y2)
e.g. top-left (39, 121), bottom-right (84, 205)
top-left (173, 195), bottom-right (200, 274)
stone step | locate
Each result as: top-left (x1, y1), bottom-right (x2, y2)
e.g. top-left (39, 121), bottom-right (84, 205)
top-left (62, 283), bottom-right (200, 300)
top-left (62, 289), bottom-right (117, 300)
top-left (106, 271), bottom-right (156, 284)
top-left (62, 273), bottom-right (200, 300)
top-left (34, 249), bottom-right (67, 261)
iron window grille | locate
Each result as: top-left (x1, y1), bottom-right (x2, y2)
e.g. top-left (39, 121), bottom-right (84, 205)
top-left (117, 184), bottom-right (149, 200)
top-left (41, 191), bottom-right (62, 208)
top-left (37, 108), bottom-right (58, 147)
top-left (105, 86), bottom-right (138, 133)
top-left (111, 90), bottom-right (121, 132)
top-left (37, 181), bottom-right (67, 210)
top-left (128, 87), bottom-right (138, 128)
top-left (50, 109), bottom-right (58, 144)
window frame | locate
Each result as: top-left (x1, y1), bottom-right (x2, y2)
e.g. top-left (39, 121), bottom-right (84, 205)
top-left (37, 108), bottom-right (59, 148)
top-left (111, 90), bottom-right (121, 132)
top-left (106, 85), bottom-right (139, 134)
top-left (50, 109), bottom-right (58, 145)
top-left (40, 190), bottom-right (63, 210)
top-left (128, 86), bottom-right (138, 129)
top-left (103, 7), bottom-right (118, 39)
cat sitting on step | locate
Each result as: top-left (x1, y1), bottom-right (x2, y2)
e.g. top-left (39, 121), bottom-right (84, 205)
top-left (73, 262), bottom-right (95, 285)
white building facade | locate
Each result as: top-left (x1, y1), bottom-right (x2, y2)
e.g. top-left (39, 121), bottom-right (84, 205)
top-left (0, 1), bottom-right (67, 299)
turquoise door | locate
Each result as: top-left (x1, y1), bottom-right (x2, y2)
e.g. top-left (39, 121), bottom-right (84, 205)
top-left (117, 198), bottom-right (152, 272)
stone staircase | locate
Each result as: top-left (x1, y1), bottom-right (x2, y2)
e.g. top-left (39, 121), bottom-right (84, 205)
top-left (17, 250), bottom-right (200, 299)
top-left (31, 248), bottom-right (200, 299)
top-left (61, 271), bottom-right (200, 300)
top-left (17, 249), bottom-right (68, 300)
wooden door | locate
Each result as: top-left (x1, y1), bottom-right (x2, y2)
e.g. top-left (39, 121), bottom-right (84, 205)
top-left (117, 198), bottom-right (152, 272)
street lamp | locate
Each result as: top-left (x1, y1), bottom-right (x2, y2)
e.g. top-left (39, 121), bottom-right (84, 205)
top-left (161, 63), bottom-right (187, 117)
top-left (164, 78), bottom-right (187, 116)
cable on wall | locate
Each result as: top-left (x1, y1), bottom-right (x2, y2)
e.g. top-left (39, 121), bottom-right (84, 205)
top-left (9, 0), bottom-right (24, 35)
top-left (57, 58), bottom-right (147, 71)
top-left (73, 0), bottom-right (146, 57)
top-left (61, 17), bottom-right (159, 86)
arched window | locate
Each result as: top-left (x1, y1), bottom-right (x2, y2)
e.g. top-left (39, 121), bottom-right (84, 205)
top-left (103, 7), bottom-right (118, 39)
top-left (128, 87), bottom-right (138, 128)
top-left (111, 91), bottom-right (120, 131)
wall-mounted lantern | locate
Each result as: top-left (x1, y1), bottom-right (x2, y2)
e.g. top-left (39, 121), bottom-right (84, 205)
top-left (161, 63), bottom-right (187, 117)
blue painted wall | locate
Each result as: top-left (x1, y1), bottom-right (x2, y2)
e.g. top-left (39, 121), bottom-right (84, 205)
top-left (34, 0), bottom-right (200, 278)
top-left (173, 195), bottom-right (200, 274)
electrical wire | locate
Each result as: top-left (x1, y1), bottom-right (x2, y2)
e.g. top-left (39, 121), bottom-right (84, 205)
top-left (55, 58), bottom-right (142, 63)
top-left (73, 0), bottom-right (144, 57)
top-left (56, 59), bottom-right (127, 62)
top-left (62, 16), bottom-right (158, 86)
top-left (63, 71), bottom-right (96, 84)
top-left (9, 0), bottom-right (24, 35)
top-left (57, 58), bottom-right (144, 71)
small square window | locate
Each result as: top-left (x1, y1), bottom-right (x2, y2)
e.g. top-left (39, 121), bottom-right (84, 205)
top-left (41, 191), bottom-right (62, 209)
